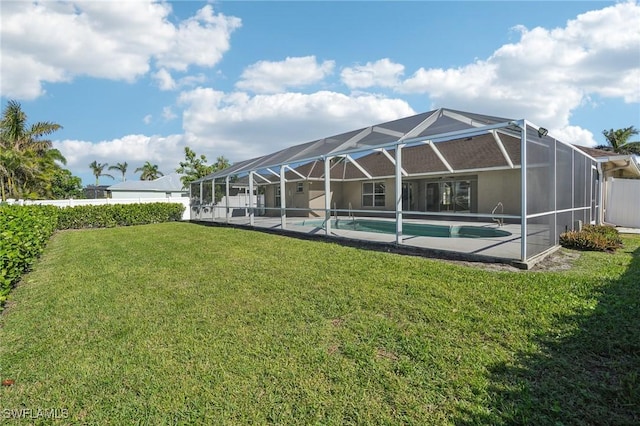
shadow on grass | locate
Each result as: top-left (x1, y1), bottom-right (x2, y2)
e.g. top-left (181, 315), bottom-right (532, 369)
top-left (457, 246), bottom-right (640, 425)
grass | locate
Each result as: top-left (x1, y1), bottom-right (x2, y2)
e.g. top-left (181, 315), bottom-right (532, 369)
top-left (0, 222), bottom-right (638, 424)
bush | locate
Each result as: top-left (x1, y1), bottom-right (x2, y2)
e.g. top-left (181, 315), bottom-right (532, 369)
top-left (57, 203), bottom-right (185, 229)
top-left (0, 205), bottom-right (59, 305)
top-left (560, 224), bottom-right (622, 252)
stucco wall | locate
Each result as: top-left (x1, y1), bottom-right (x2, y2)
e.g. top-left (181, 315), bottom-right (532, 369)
top-left (308, 181), bottom-right (341, 217)
top-left (261, 169), bottom-right (522, 218)
top-left (476, 169), bottom-right (521, 215)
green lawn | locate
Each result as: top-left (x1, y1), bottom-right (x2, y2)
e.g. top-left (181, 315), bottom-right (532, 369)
top-left (0, 222), bottom-right (638, 424)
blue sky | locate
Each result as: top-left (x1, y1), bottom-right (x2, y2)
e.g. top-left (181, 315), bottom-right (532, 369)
top-left (1, 0), bottom-right (639, 186)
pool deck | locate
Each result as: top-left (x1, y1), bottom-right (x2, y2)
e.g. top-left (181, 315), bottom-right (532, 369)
top-left (191, 214), bottom-right (532, 267)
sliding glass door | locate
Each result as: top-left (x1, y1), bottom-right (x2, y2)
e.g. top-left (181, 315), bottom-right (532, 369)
top-left (426, 180), bottom-right (473, 213)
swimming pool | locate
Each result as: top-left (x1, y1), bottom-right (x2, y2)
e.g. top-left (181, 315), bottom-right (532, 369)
top-left (297, 219), bottom-right (512, 239)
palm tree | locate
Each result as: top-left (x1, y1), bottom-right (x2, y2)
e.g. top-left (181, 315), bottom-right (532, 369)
top-left (135, 161), bottom-right (163, 181)
top-left (109, 162), bottom-right (128, 181)
top-left (88, 160), bottom-right (113, 198)
top-left (0, 100), bottom-right (62, 154)
top-left (597, 126), bottom-right (640, 155)
top-left (213, 155), bottom-right (231, 172)
top-left (0, 149), bottom-right (37, 200)
top-left (1, 100), bottom-right (63, 200)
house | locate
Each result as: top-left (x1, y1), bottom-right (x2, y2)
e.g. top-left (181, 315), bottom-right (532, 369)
top-left (189, 108), bottom-right (640, 266)
top-left (108, 173), bottom-right (187, 200)
top-left (83, 185), bottom-right (111, 199)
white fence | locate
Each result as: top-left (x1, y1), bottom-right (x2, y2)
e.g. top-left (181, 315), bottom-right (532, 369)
top-left (605, 178), bottom-right (640, 228)
top-left (16, 197), bottom-right (191, 221)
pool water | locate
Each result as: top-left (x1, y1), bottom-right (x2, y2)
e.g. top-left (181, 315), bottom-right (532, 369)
top-left (298, 219), bottom-right (511, 238)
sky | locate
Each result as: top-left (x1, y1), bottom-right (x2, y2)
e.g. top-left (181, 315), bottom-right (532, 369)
top-left (1, 0), bottom-right (639, 186)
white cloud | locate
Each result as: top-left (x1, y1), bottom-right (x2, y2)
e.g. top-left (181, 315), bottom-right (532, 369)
top-left (551, 125), bottom-right (597, 148)
top-left (236, 56), bottom-right (335, 93)
top-left (152, 69), bottom-right (209, 91)
top-left (177, 88), bottom-right (415, 161)
top-left (178, 73), bottom-right (207, 88)
top-left (54, 134), bottom-right (187, 183)
top-left (155, 5), bottom-right (241, 72)
top-left (396, 1), bottom-right (640, 147)
top-left (50, 89), bottom-right (413, 184)
top-left (341, 59), bottom-right (405, 90)
top-left (0, 1), bottom-right (240, 99)
top-left (162, 106), bottom-right (177, 121)
top-left (153, 68), bottom-right (176, 91)
top-left (143, 114), bottom-right (153, 125)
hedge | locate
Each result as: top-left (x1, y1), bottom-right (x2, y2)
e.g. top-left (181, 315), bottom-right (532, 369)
top-left (1, 202), bottom-right (185, 311)
top-left (56, 203), bottom-right (185, 229)
top-left (0, 205), bottom-right (59, 306)
top-left (560, 224), bottom-right (623, 252)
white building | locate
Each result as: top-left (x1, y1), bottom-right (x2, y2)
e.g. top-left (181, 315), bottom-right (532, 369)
top-left (108, 173), bottom-right (187, 200)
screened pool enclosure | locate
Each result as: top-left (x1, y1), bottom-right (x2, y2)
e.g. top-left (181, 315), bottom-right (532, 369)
top-left (190, 109), bottom-right (600, 267)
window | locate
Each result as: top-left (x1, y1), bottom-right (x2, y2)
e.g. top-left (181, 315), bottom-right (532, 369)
top-left (362, 181), bottom-right (385, 207)
top-left (296, 182), bottom-right (304, 193)
top-left (275, 186), bottom-right (281, 207)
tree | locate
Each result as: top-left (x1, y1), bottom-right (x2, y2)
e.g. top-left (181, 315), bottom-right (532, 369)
top-left (135, 161), bottom-right (163, 181)
top-left (176, 147), bottom-right (230, 187)
top-left (597, 126), bottom-right (640, 155)
top-left (0, 100), bottom-right (61, 154)
top-left (109, 162), bottom-right (128, 181)
top-left (0, 100), bottom-right (65, 200)
top-left (50, 168), bottom-right (83, 199)
top-left (88, 161), bottom-right (113, 198)
top-left (213, 155), bottom-right (231, 171)
top-left (0, 149), bottom-right (37, 200)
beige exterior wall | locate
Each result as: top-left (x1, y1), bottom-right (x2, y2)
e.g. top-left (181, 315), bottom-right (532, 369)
top-left (476, 169), bottom-right (521, 215)
top-left (261, 168), bottom-right (522, 218)
top-left (308, 181), bottom-right (342, 218)
top-left (263, 181), bottom-right (343, 217)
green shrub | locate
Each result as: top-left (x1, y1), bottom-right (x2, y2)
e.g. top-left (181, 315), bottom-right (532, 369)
top-left (560, 225), bottom-right (622, 252)
top-left (57, 203), bottom-right (185, 229)
top-left (0, 205), bottom-right (59, 305)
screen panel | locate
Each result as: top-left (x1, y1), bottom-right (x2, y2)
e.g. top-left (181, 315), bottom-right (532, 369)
top-left (526, 213), bottom-right (555, 259)
top-left (526, 126), bottom-right (555, 215)
top-left (556, 142), bottom-right (573, 211)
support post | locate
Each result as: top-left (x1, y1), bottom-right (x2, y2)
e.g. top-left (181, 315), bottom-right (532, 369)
top-left (395, 144), bottom-right (404, 244)
top-left (249, 171), bottom-right (255, 226)
top-left (521, 124), bottom-right (527, 262)
top-left (225, 176), bottom-right (230, 224)
top-left (211, 178), bottom-right (215, 220)
top-left (280, 164), bottom-right (287, 230)
top-left (324, 157), bottom-right (332, 235)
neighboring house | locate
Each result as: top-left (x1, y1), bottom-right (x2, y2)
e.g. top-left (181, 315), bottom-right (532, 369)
top-left (108, 173), bottom-right (187, 199)
top-left (83, 185), bottom-right (111, 199)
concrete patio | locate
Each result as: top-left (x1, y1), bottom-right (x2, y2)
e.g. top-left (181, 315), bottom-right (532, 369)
top-left (190, 215), bottom-right (536, 267)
